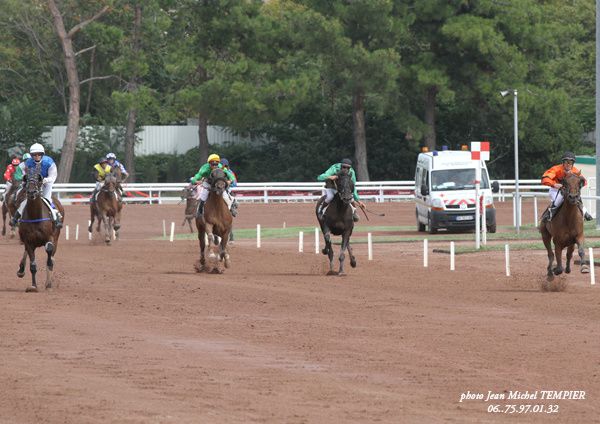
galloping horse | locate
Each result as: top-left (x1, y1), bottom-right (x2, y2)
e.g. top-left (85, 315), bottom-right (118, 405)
top-left (195, 168), bottom-right (232, 273)
top-left (17, 167), bottom-right (64, 292)
top-left (2, 175), bottom-right (21, 237)
top-left (89, 170), bottom-right (123, 244)
top-left (316, 172), bottom-right (357, 275)
top-left (181, 185), bottom-right (198, 233)
top-left (540, 172), bottom-right (589, 280)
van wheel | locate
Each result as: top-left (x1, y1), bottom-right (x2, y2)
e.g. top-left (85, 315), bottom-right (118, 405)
top-left (487, 224), bottom-right (496, 233)
top-left (428, 216), bottom-right (437, 234)
top-left (416, 209), bottom-right (426, 232)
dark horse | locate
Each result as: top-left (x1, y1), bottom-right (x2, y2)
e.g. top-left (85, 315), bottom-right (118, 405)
top-left (540, 172), bottom-right (589, 280)
top-left (316, 172), bottom-right (357, 275)
top-left (195, 168), bottom-right (232, 273)
top-left (89, 170), bottom-right (123, 244)
top-left (181, 185), bottom-right (198, 233)
top-left (2, 176), bottom-right (21, 237)
top-left (17, 168), bottom-right (64, 292)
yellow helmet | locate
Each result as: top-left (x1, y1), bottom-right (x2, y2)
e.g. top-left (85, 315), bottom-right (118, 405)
top-left (207, 153), bottom-right (220, 163)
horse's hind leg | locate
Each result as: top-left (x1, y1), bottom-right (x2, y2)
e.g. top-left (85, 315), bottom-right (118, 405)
top-left (576, 238), bottom-right (589, 273)
top-left (114, 214), bottom-right (121, 240)
top-left (347, 242), bottom-right (357, 268)
top-left (337, 233), bottom-right (350, 276)
top-left (45, 241), bottom-right (55, 289)
top-left (565, 245), bottom-right (574, 273)
top-left (220, 234), bottom-right (230, 269)
top-left (25, 246), bottom-right (38, 292)
top-left (2, 204), bottom-right (6, 236)
top-left (17, 249), bottom-right (27, 278)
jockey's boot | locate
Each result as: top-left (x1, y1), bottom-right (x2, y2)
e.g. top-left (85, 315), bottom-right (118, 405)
top-left (196, 200), bottom-right (205, 218)
top-left (585, 212), bottom-right (594, 221)
top-left (53, 210), bottom-right (63, 229)
top-left (230, 200), bottom-right (238, 217)
top-left (10, 211), bottom-right (20, 227)
top-left (352, 209), bottom-right (360, 222)
top-left (318, 202), bottom-right (329, 219)
top-left (543, 205), bottom-right (559, 223)
top-left (578, 200), bottom-right (594, 221)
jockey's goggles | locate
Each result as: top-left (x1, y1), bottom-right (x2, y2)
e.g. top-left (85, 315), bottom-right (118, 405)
top-left (341, 165), bottom-right (351, 170)
top-left (209, 161), bottom-right (219, 166)
top-left (563, 160), bottom-right (574, 165)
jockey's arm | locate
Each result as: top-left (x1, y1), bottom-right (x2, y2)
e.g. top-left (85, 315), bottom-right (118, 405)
top-left (43, 163), bottom-right (58, 185)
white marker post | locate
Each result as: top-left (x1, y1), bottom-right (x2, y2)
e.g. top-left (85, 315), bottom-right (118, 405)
top-left (589, 247), bottom-right (595, 285)
top-left (471, 141), bottom-right (491, 249)
top-left (481, 195), bottom-right (487, 245)
top-left (505, 244), bottom-right (510, 277)
top-left (88, 220), bottom-right (92, 240)
top-left (65, 225), bottom-right (69, 241)
top-left (298, 231), bottom-right (304, 253)
top-left (534, 197), bottom-right (538, 224)
top-left (75, 224), bottom-right (79, 241)
top-left (367, 233), bottom-right (373, 261)
top-left (423, 239), bottom-right (428, 267)
top-left (450, 241), bottom-right (455, 271)
top-left (257, 224), bottom-right (261, 248)
top-left (162, 219), bottom-right (166, 238)
top-left (283, 221), bottom-right (286, 229)
top-left (169, 222), bottom-right (175, 242)
top-left (315, 227), bottom-right (319, 254)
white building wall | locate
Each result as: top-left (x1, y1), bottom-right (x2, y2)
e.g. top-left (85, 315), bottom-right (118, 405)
top-left (42, 125), bottom-right (254, 155)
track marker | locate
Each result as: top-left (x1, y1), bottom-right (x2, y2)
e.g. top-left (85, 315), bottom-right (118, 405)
top-left (257, 224), bottom-right (261, 248)
top-left (505, 244), bottom-right (510, 276)
top-left (75, 224), bottom-right (79, 241)
top-left (589, 247), bottom-right (595, 285)
top-left (169, 222), bottom-right (175, 242)
top-left (450, 241), bottom-right (455, 271)
top-left (162, 219), bottom-right (166, 238)
top-left (299, 231), bottom-right (304, 253)
top-left (368, 233), bottom-right (373, 260)
top-left (315, 227), bottom-right (319, 254)
top-left (423, 239), bottom-right (428, 267)
top-left (65, 225), bottom-right (69, 241)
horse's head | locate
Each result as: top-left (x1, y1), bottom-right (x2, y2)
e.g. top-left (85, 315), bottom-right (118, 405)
top-left (24, 169), bottom-right (43, 200)
top-left (102, 172), bottom-right (117, 193)
top-left (561, 172), bottom-right (583, 205)
top-left (336, 172), bottom-right (354, 205)
top-left (210, 168), bottom-right (228, 195)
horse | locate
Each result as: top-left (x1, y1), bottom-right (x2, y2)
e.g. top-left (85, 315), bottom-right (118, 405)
top-left (540, 172), bottom-right (589, 280)
top-left (16, 168), bottom-right (64, 292)
top-left (2, 176), bottom-right (21, 238)
top-left (316, 172), bottom-right (357, 275)
top-left (195, 168), bottom-right (232, 273)
top-left (181, 185), bottom-right (198, 233)
top-left (89, 170), bottom-right (123, 244)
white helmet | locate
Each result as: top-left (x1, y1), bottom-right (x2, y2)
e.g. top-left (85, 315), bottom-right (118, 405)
top-left (106, 152), bottom-right (117, 160)
top-left (30, 143), bottom-right (45, 155)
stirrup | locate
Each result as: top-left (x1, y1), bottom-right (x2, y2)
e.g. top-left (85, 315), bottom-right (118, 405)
top-left (585, 212), bottom-right (594, 221)
top-left (352, 212), bottom-right (360, 222)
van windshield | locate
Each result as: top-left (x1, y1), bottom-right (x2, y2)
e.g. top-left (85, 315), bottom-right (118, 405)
top-left (431, 169), bottom-right (489, 191)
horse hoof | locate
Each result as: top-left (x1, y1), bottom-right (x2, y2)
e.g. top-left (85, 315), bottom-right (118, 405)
top-left (553, 268), bottom-right (563, 276)
top-left (322, 248), bottom-right (328, 255)
top-left (565, 268), bottom-right (571, 274)
top-left (25, 286), bottom-right (38, 293)
top-left (581, 266), bottom-right (590, 274)
top-left (350, 259), bottom-right (357, 268)
top-left (45, 283), bottom-right (52, 289)
top-left (326, 270), bottom-right (337, 276)
top-left (224, 259), bottom-right (230, 269)
top-left (337, 272), bottom-right (346, 277)
top-left (546, 274), bottom-right (554, 282)
top-left (194, 262), bottom-right (204, 273)
top-left (210, 268), bottom-right (222, 274)
top-left (17, 271), bottom-right (25, 278)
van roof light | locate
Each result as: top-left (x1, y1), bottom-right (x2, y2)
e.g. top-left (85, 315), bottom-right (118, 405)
top-left (432, 151), bottom-right (438, 156)
top-left (441, 145), bottom-right (449, 151)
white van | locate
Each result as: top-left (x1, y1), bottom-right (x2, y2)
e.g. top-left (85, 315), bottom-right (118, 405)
top-left (414, 149), bottom-right (499, 234)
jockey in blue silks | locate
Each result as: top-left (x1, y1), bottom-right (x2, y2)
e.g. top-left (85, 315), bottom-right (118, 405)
top-left (12, 143), bottom-right (63, 228)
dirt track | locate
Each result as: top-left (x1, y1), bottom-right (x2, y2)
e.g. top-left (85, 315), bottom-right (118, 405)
top-left (1, 201), bottom-right (599, 423)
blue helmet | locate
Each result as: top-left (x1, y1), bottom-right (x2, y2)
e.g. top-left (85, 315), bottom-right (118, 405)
top-left (221, 158), bottom-right (229, 167)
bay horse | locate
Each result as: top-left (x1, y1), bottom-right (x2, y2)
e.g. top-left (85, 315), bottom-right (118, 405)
top-left (316, 172), bottom-right (357, 275)
top-left (89, 170), bottom-right (122, 244)
top-left (2, 175), bottom-right (21, 237)
top-left (195, 168), bottom-right (232, 273)
top-left (540, 172), bottom-right (589, 280)
top-left (17, 168), bottom-right (64, 292)
top-left (181, 185), bottom-right (198, 232)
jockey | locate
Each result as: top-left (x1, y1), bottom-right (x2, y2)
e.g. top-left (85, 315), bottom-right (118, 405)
top-left (541, 151), bottom-right (593, 222)
top-left (90, 157), bottom-right (112, 203)
top-left (188, 153), bottom-right (237, 217)
top-left (220, 157), bottom-right (239, 217)
top-left (12, 143), bottom-right (62, 228)
top-left (13, 153), bottom-right (30, 184)
top-left (317, 158), bottom-right (365, 222)
top-left (105, 152), bottom-right (127, 197)
top-left (2, 157), bottom-right (20, 199)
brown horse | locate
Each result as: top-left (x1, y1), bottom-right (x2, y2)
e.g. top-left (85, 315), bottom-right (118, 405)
top-left (316, 172), bottom-right (357, 275)
top-left (195, 168), bottom-right (232, 273)
top-left (16, 168), bottom-right (64, 292)
top-left (89, 171), bottom-right (122, 244)
top-left (181, 185), bottom-right (198, 232)
top-left (2, 176), bottom-right (21, 237)
top-left (540, 172), bottom-right (589, 280)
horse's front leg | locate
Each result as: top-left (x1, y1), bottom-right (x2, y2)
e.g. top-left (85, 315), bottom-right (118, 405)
top-left (102, 215), bottom-right (111, 244)
top-left (347, 241), bottom-right (357, 268)
top-left (565, 245), bottom-right (574, 273)
top-left (553, 244), bottom-right (564, 275)
top-left (89, 205), bottom-right (95, 232)
top-left (321, 226), bottom-right (335, 275)
top-left (45, 241), bottom-right (55, 289)
top-left (338, 233), bottom-right (350, 276)
top-left (195, 227), bottom-right (206, 272)
top-left (114, 212), bottom-right (121, 240)
top-left (220, 232), bottom-right (230, 269)
top-left (17, 249), bottom-right (27, 278)
top-left (541, 228), bottom-right (554, 279)
top-left (576, 237), bottom-right (589, 273)
top-left (25, 246), bottom-right (38, 292)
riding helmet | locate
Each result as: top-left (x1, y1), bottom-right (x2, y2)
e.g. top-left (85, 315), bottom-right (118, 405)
top-left (221, 158), bottom-right (229, 167)
top-left (106, 152), bottom-right (117, 160)
top-left (341, 158), bottom-right (352, 166)
top-left (29, 143), bottom-right (45, 155)
top-left (11, 158), bottom-right (20, 166)
top-left (99, 157), bottom-right (108, 164)
top-left (561, 151), bottom-right (576, 162)
top-left (207, 153), bottom-right (220, 163)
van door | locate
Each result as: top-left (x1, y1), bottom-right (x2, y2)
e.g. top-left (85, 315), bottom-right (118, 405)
top-left (415, 167), bottom-right (429, 223)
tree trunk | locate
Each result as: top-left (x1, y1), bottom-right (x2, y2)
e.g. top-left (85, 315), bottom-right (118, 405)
top-left (424, 86), bottom-right (438, 151)
top-left (48, 0), bottom-right (79, 183)
top-left (124, 3), bottom-right (142, 183)
top-left (352, 89), bottom-right (369, 181)
top-left (198, 111), bottom-right (209, 163)
top-left (47, 0), bottom-right (109, 183)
